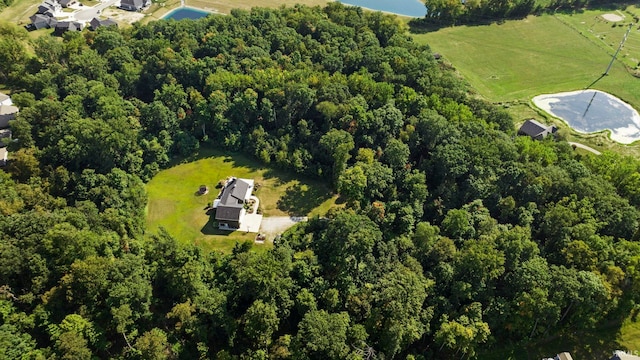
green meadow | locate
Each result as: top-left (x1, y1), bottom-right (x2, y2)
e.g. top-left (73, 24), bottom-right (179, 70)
top-left (145, 147), bottom-right (338, 253)
top-left (412, 13), bottom-right (640, 109)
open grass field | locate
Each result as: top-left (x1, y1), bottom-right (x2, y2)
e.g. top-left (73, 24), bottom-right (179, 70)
top-left (412, 11), bottom-right (640, 153)
top-left (1, 0), bottom-right (42, 24)
top-left (554, 6), bottom-right (640, 70)
top-left (412, 13), bottom-right (640, 109)
top-left (145, 147), bottom-right (338, 253)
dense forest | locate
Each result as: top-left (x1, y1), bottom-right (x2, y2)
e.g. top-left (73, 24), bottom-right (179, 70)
top-left (2, 3), bottom-right (640, 359)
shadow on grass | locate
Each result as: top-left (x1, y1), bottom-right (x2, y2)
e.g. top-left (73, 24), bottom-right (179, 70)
top-left (277, 183), bottom-right (333, 216)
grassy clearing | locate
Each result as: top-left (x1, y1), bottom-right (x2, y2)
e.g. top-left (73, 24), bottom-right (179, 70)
top-left (0, 0), bottom-right (41, 24)
top-left (412, 14), bottom-right (640, 108)
top-left (412, 12), bottom-right (640, 154)
top-left (146, 147), bottom-right (338, 253)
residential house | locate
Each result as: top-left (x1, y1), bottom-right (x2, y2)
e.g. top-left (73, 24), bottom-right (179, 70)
top-left (37, 0), bottom-right (61, 15)
top-left (611, 350), bottom-right (640, 360)
top-left (0, 101), bottom-right (14, 167)
top-left (90, 17), bottom-right (118, 30)
top-left (0, 105), bottom-right (18, 129)
top-left (54, 21), bottom-right (84, 35)
top-left (59, 0), bottom-right (77, 7)
top-left (29, 13), bottom-right (57, 30)
top-left (0, 147), bottom-right (6, 166)
top-left (518, 119), bottom-right (558, 140)
top-left (120, 0), bottom-right (150, 11)
top-left (543, 352), bottom-right (573, 360)
top-left (0, 92), bottom-right (11, 106)
top-left (214, 177), bottom-right (254, 229)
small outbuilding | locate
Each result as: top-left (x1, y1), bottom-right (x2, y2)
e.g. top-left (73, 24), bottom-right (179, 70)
top-left (518, 119), bottom-right (558, 140)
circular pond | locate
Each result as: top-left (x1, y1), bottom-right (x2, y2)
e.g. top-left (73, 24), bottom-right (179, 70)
top-left (532, 90), bottom-right (640, 144)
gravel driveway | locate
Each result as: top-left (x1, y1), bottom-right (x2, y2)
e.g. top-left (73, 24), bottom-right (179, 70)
top-left (259, 216), bottom-right (308, 240)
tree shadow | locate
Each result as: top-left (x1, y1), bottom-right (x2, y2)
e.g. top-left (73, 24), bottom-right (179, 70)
top-left (276, 183), bottom-right (332, 216)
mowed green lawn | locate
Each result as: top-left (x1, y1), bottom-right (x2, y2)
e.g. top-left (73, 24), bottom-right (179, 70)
top-left (146, 147), bottom-right (338, 253)
top-left (412, 14), bottom-right (640, 110)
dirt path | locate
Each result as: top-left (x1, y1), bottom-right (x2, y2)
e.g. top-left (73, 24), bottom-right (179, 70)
top-left (569, 141), bottom-right (602, 155)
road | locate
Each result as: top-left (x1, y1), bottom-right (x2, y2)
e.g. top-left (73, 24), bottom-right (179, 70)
top-left (568, 142), bottom-right (602, 155)
top-left (72, 0), bottom-right (120, 22)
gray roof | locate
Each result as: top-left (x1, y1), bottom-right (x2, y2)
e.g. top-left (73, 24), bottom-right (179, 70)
top-left (121, 0), bottom-right (144, 9)
top-left (215, 206), bottom-right (243, 221)
top-left (219, 178), bottom-right (250, 206)
top-left (518, 119), bottom-right (556, 138)
top-left (90, 17), bottom-right (118, 30)
top-left (0, 128), bottom-right (11, 139)
top-left (215, 178), bottom-right (252, 222)
top-left (59, 0), bottom-right (75, 6)
top-left (30, 14), bottom-right (51, 29)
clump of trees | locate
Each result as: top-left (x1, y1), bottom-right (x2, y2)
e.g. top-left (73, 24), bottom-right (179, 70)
top-left (1, 3), bottom-right (640, 359)
top-left (420, 0), bottom-right (611, 26)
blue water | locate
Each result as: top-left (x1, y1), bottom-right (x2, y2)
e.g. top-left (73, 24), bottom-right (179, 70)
top-left (164, 7), bottom-right (210, 20)
top-left (338, 0), bottom-right (426, 17)
top-left (533, 90), bottom-right (640, 144)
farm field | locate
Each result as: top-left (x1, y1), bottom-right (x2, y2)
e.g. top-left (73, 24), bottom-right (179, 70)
top-left (412, 13), bottom-right (640, 111)
top-left (145, 147), bottom-right (338, 253)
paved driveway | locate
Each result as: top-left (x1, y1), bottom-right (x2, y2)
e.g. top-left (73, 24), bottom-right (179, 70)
top-left (73, 0), bottom-right (120, 22)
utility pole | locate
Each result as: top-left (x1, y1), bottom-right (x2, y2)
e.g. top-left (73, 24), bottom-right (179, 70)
top-left (603, 23), bottom-right (633, 76)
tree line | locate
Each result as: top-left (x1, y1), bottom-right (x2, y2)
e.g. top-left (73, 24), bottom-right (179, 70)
top-left (420, 0), bottom-right (621, 26)
top-left (1, 3), bottom-right (640, 359)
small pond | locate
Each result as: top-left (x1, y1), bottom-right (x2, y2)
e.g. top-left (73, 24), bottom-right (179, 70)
top-left (337, 0), bottom-right (426, 17)
top-left (532, 90), bottom-right (640, 144)
top-left (163, 7), bottom-right (210, 20)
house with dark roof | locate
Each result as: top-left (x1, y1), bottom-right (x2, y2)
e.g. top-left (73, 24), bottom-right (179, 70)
top-left (90, 17), bottom-right (118, 30)
top-left (518, 119), bottom-right (558, 140)
top-left (214, 178), bottom-right (254, 229)
top-left (120, 0), bottom-right (150, 11)
top-left (59, 0), bottom-right (77, 7)
top-left (29, 13), bottom-right (57, 30)
top-left (54, 21), bottom-right (84, 35)
top-left (37, 0), bottom-right (61, 14)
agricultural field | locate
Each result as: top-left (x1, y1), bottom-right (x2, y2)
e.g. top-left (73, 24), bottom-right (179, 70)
top-left (145, 147), bottom-right (338, 253)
